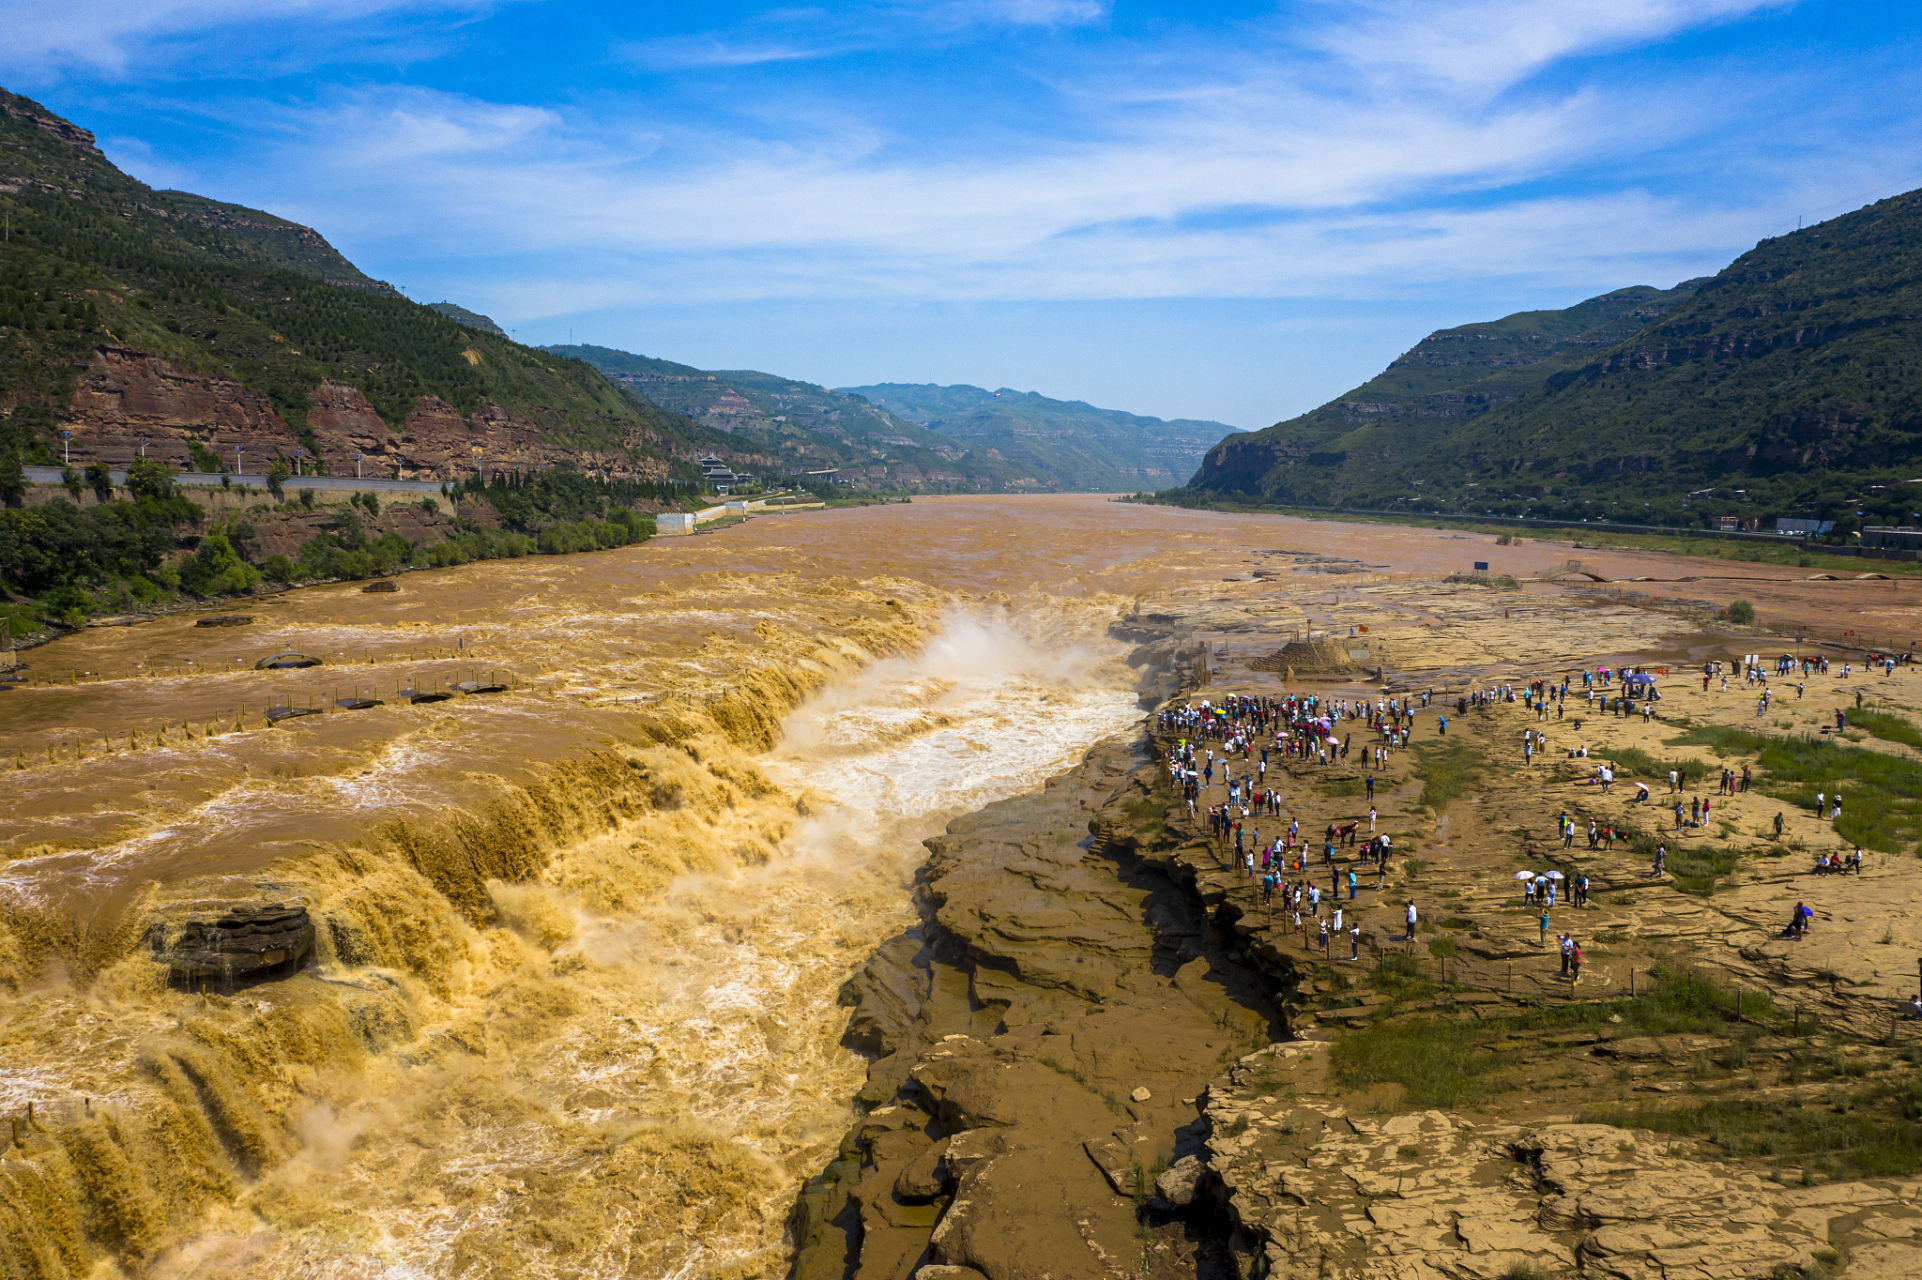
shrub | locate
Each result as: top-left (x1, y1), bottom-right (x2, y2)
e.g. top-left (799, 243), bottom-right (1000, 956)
top-left (178, 534), bottom-right (261, 596)
top-left (84, 461), bottom-right (113, 503)
top-left (125, 458), bottom-right (177, 501)
top-left (1728, 599), bottom-right (1756, 625)
top-left (266, 458), bottom-right (290, 501)
top-left (298, 488), bottom-right (316, 510)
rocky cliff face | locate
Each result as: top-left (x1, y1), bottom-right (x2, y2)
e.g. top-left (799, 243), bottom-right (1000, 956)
top-left (56, 345), bottom-right (677, 481)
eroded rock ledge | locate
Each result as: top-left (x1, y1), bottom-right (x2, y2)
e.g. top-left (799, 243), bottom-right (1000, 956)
top-left (792, 711), bottom-right (1285, 1280)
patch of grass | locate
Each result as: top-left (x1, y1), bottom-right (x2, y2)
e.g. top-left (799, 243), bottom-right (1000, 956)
top-left (1503, 1265), bottom-right (1552, 1280)
top-left (1331, 1018), bottom-right (1489, 1107)
top-left (1607, 745), bottom-right (1709, 784)
top-left (1438, 917), bottom-right (1475, 930)
top-left (1321, 778), bottom-right (1366, 797)
top-left (1583, 1079), bottom-right (1922, 1176)
top-left (1410, 738), bottom-right (1485, 814)
top-left (1674, 725), bottom-right (1922, 854)
top-left (1428, 936), bottom-right (1459, 959)
top-left (1334, 966), bottom-right (1767, 1112)
top-left (1667, 843), bottom-right (1743, 896)
top-left (1396, 1145), bottom-right (1422, 1160)
top-left (1852, 708), bottom-right (1922, 752)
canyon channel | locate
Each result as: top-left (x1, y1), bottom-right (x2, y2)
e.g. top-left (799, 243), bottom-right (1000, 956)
top-left (0, 495), bottom-right (1918, 1280)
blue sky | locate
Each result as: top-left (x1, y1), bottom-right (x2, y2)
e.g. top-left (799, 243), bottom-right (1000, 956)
top-left (4, 0), bottom-right (1920, 428)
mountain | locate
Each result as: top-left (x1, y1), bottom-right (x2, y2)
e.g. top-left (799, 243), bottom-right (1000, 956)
top-left (841, 383), bottom-right (1242, 491)
top-left (0, 87), bottom-right (735, 482)
top-left (1180, 189), bottom-right (1922, 534)
top-left (425, 301), bottom-right (507, 338)
top-left (550, 344), bottom-right (1036, 490)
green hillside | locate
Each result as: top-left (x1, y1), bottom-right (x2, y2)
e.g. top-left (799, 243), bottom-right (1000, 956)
top-left (844, 382), bottom-right (1241, 491)
top-left (1180, 189), bottom-right (1922, 535)
top-left (0, 87), bottom-right (694, 468)
top-left (425, 300), bottom-right (507, 337)
top-left (549, 344), bottom-right (1029, 489)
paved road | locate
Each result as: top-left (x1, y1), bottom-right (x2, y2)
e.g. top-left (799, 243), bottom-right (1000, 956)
top-left (25, 465), bottom-right (447, 495)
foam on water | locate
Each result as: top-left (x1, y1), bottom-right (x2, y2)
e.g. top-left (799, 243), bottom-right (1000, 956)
top-left (105, 602), bottom-right (1144, 1278)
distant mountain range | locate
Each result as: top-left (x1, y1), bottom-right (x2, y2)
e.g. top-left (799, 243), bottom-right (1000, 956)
top-left (549, 347), bottom-right (1232, 491)
top-left (839, 383), bottom-right (1239, 491)
top-left (1179, 188), bottom-right (1922, 533)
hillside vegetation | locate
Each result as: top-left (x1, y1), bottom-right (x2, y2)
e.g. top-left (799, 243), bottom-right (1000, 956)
top-left (551, 343), bottom-right (1033, 489)
top-left (0, 87), bottom-right (693, 466)
top-left (1178, 189), bottom-right (1922, 536)
top-left (844, 382), bottom-right (1240, 491)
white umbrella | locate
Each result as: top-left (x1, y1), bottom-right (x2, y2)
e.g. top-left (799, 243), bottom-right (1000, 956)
top-left (1514, 871), bottom-right (1535, 880)
top-left (1546, 870), bottom-right (1566, 880)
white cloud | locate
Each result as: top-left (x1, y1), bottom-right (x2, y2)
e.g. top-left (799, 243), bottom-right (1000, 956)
top-left (129, 0), bottom-right (1911, 324)
top-left (1305, 0), bottom-right (1797, 92)
top-left (0, 0), bottom-right (501, 74)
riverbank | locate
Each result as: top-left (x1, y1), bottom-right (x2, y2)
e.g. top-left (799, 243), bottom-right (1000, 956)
top-left (793, 697), bottom-right (1286, 1280)
top-left (796, 531), bottom-right (1922, 1280)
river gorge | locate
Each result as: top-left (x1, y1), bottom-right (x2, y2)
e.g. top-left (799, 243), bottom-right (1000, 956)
top-left (1, 496), bottom-right (1918, 1280)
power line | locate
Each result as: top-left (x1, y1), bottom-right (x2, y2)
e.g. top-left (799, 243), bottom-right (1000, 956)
top-left (1767, 175), bottom-right (1922, 239)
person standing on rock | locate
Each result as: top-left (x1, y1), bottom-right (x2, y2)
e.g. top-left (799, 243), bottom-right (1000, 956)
top-left (1539, 908), bottom-right (1550, 948)
top-left (1369, 806), bottom-right (1377, 832)
top-left (1569, 938), bottom-right (1582, 983)
top-left (1404, 899), bottom-right (1418, 940)
top-left (1366, 774), bottom-right (1375, 801)
top-left (1349, 921), bottom-right (1362, 960)
top-left (1558, 933), bottom-right (1571, 975)
top-left (1348, 868), bottom-right (1358, 900)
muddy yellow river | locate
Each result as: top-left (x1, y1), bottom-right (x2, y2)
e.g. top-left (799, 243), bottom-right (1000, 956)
top-left (0, 495), bottom-right (1897, 1278)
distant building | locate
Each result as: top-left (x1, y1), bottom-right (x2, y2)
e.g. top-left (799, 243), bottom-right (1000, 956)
top-left (699, 454), bottom-right (738, 488)
top-left (1712, 514), bottom-right (1740, 531)
top-left (1773, 517), bottom-right (1834, 537)
top-left (1862, 526), bottom-right (1922, 550)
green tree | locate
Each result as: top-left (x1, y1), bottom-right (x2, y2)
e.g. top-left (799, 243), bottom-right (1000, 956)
top-left (361, 491), bottom-right (380, 518)
top-left (1728, 599), bottom-right (1756, 625)
top-left (266, 457), bottom-right (290, 502)
top-left (84, 461), bottom-right (113, 504)
top-left (298, 488), bottom-right (316, 510)
top-left (125, 458), bottom-right (178, 501)
top-left (61, 467), bottom-right (82, 501)
top-left (0, 450), bottom-right (24, 508)
top-left (178, 534), bottom-right (261, 596)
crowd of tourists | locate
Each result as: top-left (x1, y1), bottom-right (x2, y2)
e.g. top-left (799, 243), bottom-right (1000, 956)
top-left (1155, 646), bottom-right (1912, 992)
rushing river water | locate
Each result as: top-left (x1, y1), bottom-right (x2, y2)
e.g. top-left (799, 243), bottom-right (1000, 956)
top-left (0, 498), bottom-right (1240, 1279)
top-left (0, 495), bottom-right (1878, 1278)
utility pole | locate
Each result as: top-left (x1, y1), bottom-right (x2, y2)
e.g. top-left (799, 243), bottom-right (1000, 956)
top-left (60, 431), bottom-right (71, 466)
top-left (234, 445), bottom-right (243, 475)
top-left (357, 452), bottom-right (364, 479)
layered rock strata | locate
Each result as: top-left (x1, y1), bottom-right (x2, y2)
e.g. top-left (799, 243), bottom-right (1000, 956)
top-left (794, 711), bottom-right (1287, 1280)
top-left (1204, 1041), bottom-right (1922, 1279)
top-left (54, 346), bottom-right (675, 480)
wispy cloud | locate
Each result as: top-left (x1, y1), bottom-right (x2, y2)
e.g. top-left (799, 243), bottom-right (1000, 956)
top-left (1304, 0), bottom-right (1795, 90)
top-left (46, 0), bottom-right (1916, 335)
top-left (0, 0), bottom-right (508, 74)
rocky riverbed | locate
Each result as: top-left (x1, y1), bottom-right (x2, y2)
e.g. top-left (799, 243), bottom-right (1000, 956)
top-left (796, 577), bottom-right (1922, 1280)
